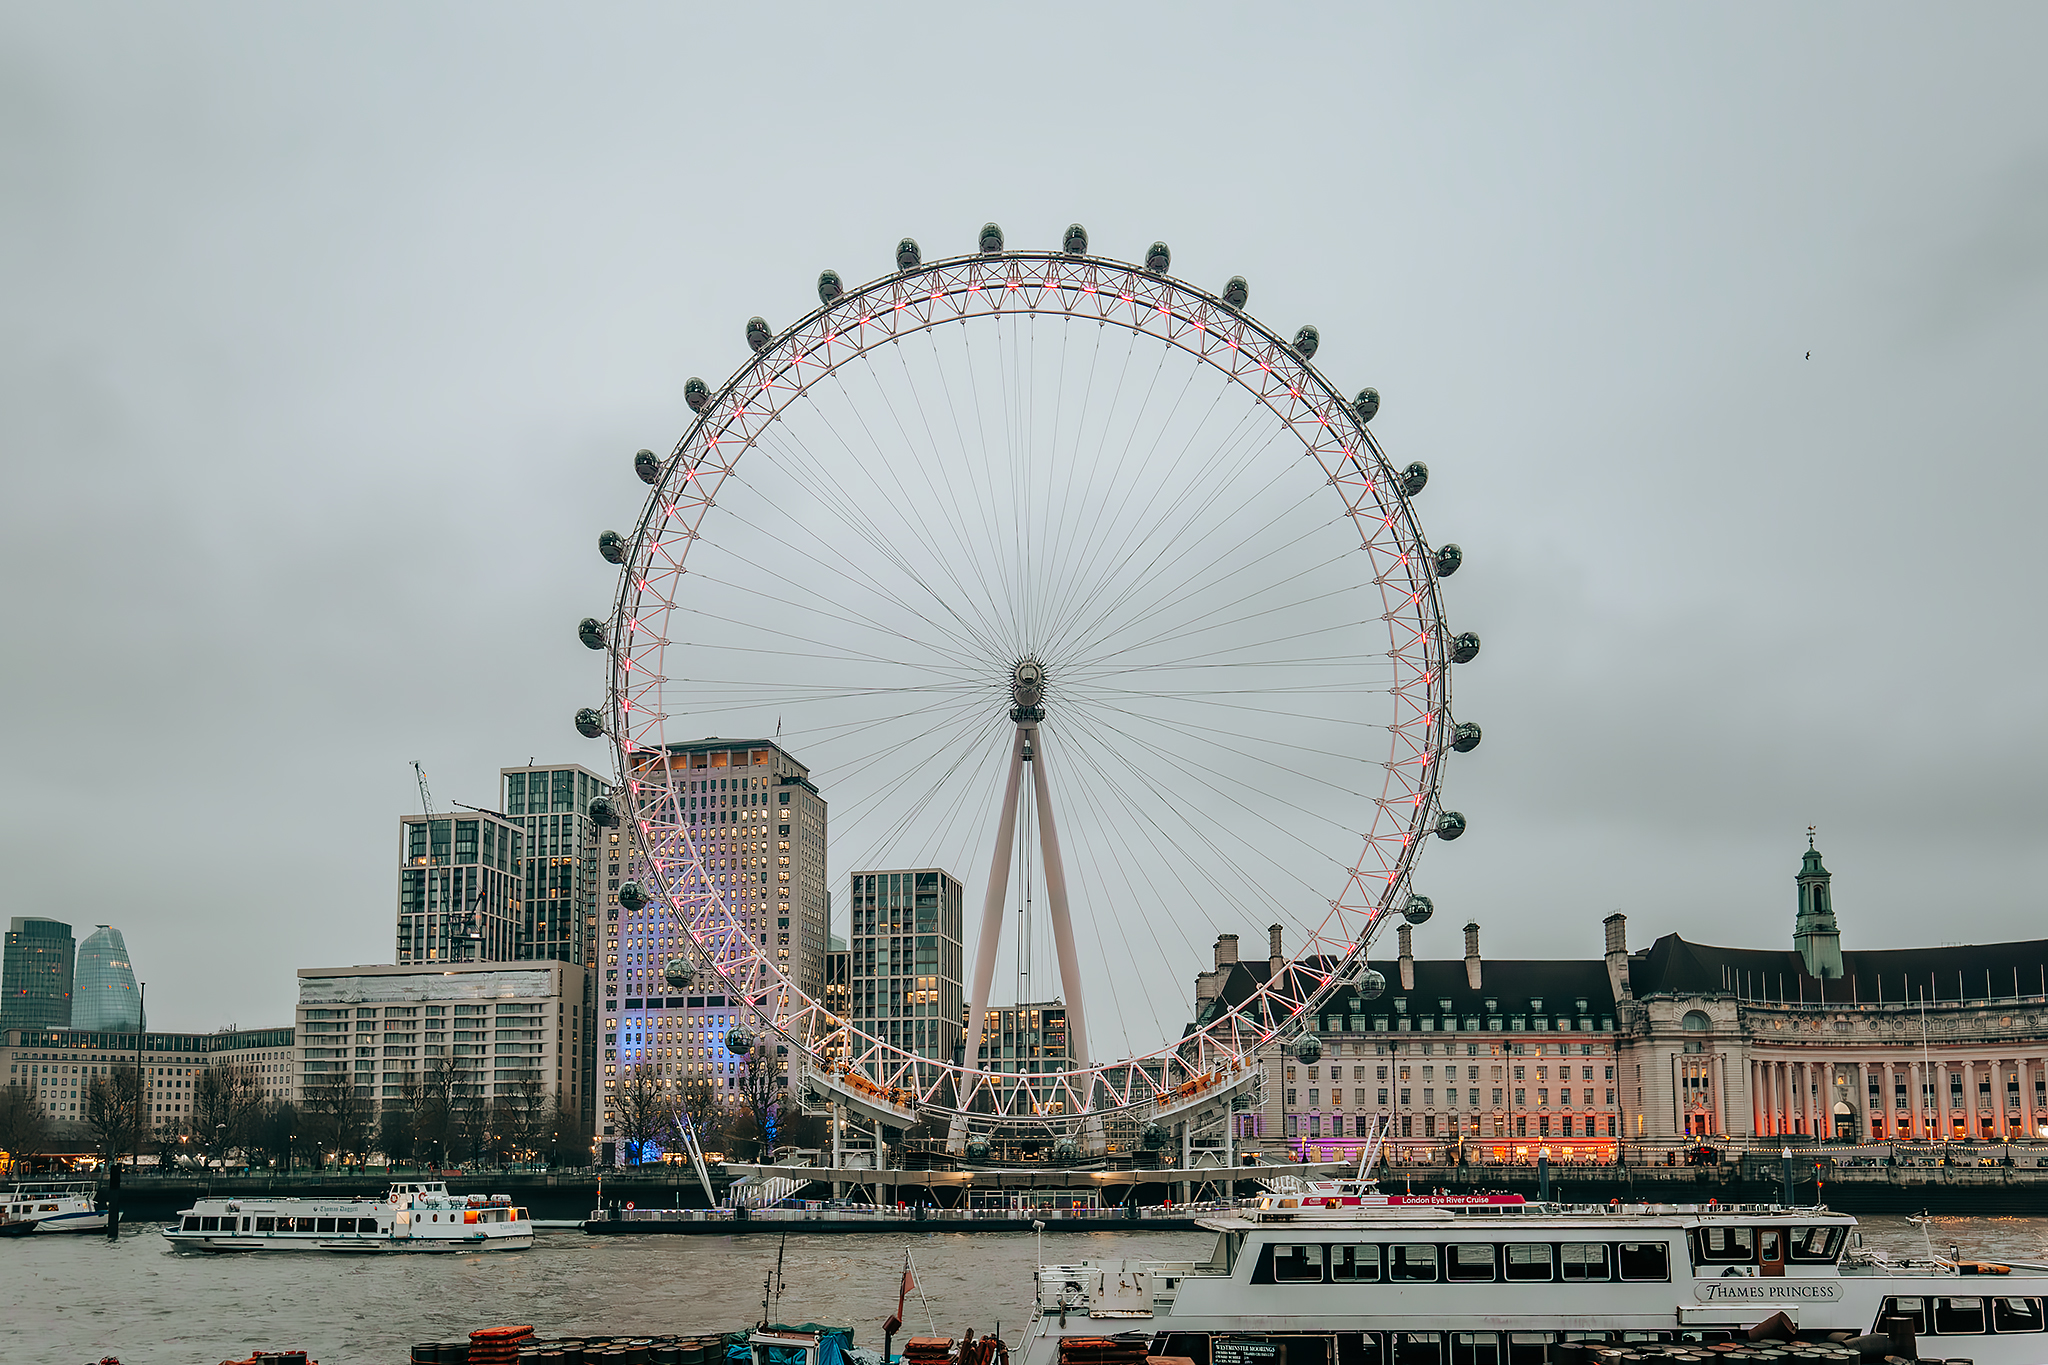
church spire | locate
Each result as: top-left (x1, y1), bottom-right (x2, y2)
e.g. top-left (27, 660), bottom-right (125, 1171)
top-left (1794, 830), bottom-right (1842, 979)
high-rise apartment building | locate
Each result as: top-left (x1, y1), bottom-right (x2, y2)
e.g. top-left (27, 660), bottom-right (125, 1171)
top-left (599, 739), bottom-right (827, 1155)
top-left (72, 926), bottom-right (139, 1031)
top-left (2, 918), bottom-right (74, 1031)
top-left (502, 763), bottom-right (611, 967)
top-left (848, 869), bottom-right (964, 1088)
top-left (395, 811), bottom-right (525, 964)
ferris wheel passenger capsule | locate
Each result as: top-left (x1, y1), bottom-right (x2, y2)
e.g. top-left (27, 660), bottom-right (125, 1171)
top-left (598, 530), bottom-right (627, 565)
top-left (1140, 1122), bottom-right (1168, 1151)
top-left (1052, 1137), bottom-right (1081, 1163)
top-left (1358, 968), bottom-right (1388, 1000)
top-left (1354, 387), bottom-right (1381, 423)
top-left (817, 270), bottom-right (843, 304)
top-left (1145, 241), bottom-right (1172, 274)
top-left (1222, 276), bottom-right (1249, 309)
top-left (1293, 1034), bottom-right (1323, 1065)
top-left (1400, 462), bottom-right (1430, 497)
top-left (663, 956), bottom-right (694, 990)
top-left (979, 222), bottom-right (1004, 253)
top-left (588, 796), bottom-right (619, 828)
top-left (896, 238), bottom-right (921, 271)
top-left (1403, 894), bottom-right (1434, 925)
top-left (1436, 811), bottom-right (1468, 841)
top-left (1063, 223), bottom-right (1089, 255)
top-left (633, 449), bottom-right (660, 486)
top-left (745, 317), bottom-right (773, 352)
top-left (577, 617), bottom-right (608, 651)
top-left (1452, 722), bottom-right (1482, 754)
top-left (1293, 325), bottom-right (1320, 360)
top-left (617, 880), bottom-right (647, 912)
top-left (573, 707), bottom-right (606, 739)
top-left (1449, 632), bottom-right (1481, 664)
top-left (725, 1025), bottom-right (754, 1055)
top-left (684, 377), bottom-right (711, 413)
top-left (965, 1137), bottom-right (991, 1160)
top-left (1434, 543), bottom-right (1463, 577)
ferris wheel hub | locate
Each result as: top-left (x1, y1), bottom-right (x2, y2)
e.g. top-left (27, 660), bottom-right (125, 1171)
top-left (1009, 657), bottom-right (1046, 720)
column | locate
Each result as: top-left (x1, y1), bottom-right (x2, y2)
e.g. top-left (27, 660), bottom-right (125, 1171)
top-left (2024, 1057), bottom-right (2040, 1140)
top-left (1856, 1060), bottom-right (1870, 1141)
top-left (1750, 1059), bottom-right (1762, 1135)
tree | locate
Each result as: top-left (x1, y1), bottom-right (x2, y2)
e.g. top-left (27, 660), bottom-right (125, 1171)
top-left (192, 1063), bottom-right (265, 1163)
top-left (541, 1091), bottom-right (588, 1168)
top-left (0, 1081), bottom-right (50, 1177)
top-left (84, 1065), bottom-right (146, 1174)
top-left (404, 1057), bottom-right (457, 1168)
top-left (612, 1063), bottom-right (664, 1165)
top-left (379, 1104), bottom-right (417, 1167)
top-left (728, 1048), bottom-right (784, 1162)
top-left (305, 1073), bottom-right (372, 1170)
top-left (247, 1100), bottom-right (299, 1170)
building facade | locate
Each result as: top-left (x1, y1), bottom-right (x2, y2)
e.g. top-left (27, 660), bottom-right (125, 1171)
top-left (396, 810), bottom-right (525, 965)
top-left (501, 762), bottom-right (610, 967)
top-left (1186, 842), bottom-right (2048, 1166)
top-left (848, 867), bottom-right (964, 1087)
top-left (600, 739), bottom-right (827, 1153)
top-left (2, 917), bottom-right (74, 1031)
top-left (297, 961), bottom-right (588, 1114)
top-left (72, 926), bottom-right (139, 1031)
top-left (3, 1024), bottom-right (294, 1133)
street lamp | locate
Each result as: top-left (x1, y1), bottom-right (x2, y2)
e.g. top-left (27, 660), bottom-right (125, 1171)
top-left (214, 1123), bottom-right (227, 1170)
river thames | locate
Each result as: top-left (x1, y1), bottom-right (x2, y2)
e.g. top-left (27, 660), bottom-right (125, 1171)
top-left (7, 1217), bottom-right (2048, 1365)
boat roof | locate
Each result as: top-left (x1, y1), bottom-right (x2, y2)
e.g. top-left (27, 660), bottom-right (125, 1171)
top-left (1200, 1201), bottom-right (1855, 1233)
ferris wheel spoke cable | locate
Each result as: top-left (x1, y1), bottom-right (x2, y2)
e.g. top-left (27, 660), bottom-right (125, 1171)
top-left (839, 352), bottom-right (1025, 656)
top-left (1032, 321), bottom-right (1114, 637)
top-left (1056, 700), bottom-right (1351, 921)
top-left (683, 560), bottom-right (989, 670)
top-left (1031, 325), bottom-right (1152, 640)
top-left (829, 709), bottom-right (1012, 876)
top-left (916, 327), bottom-right (1032, 635)
top-left (1069, 562), bottom-right (1371, 678)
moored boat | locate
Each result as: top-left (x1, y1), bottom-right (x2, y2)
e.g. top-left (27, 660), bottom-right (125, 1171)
top-left (1, 1180), bottom-right (108, 1236)
top-left (1020, 1182), bottom-right (2048, 1365)
top-left (162, 1179), bottom-right (532, 1253)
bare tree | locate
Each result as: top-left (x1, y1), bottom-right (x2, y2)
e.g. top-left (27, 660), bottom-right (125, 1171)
top-left (84, 1065), bottom-right (146, 1173)
top-left (0, 1081), bottom-right (50, 1178)
top-left (612, 1063), bottom-right (665, 1165)
top-left (406, 1056), bottom-right (457, 1168)
top-left (728, 1048), bottom-right (783, 1161)
top-left (541, 1091), bottom-right (588, 1168)
top-left (305, 1073), bottom-right (372, 1169)
top-left (192, 1063), bottom-right (265, 1162)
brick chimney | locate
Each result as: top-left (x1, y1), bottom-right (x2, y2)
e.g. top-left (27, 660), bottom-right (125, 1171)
top-left (1194, 933), bottom-right (1240, 1007)
top-left (1464, 922), bottom-right (1482, 990)
top-left (1268, 924), bottom-right (1284, 976)
top-left (1398, 924), bottom-right (1415, 991)
top-left (1603, 912), bottom-right (1633, 1001)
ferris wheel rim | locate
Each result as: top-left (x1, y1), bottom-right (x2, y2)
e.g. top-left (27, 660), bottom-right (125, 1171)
top-left (599, 243), bottom-right (1457, 1130)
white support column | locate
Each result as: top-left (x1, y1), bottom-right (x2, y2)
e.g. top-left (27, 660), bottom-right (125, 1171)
top-left (1026, 722), bottom-right (1090, 1072)
top-left (948, 728), bottom-right (1027, 1155)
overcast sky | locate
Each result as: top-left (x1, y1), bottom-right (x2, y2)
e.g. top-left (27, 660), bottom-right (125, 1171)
top-left (4, 5), bottom-right (2044, 1036)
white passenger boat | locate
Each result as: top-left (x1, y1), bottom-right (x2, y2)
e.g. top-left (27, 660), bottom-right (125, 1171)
top-left (162, 1180), bottom-right (532, 1253)
top-left (1021, 1188), bottom-right (2048, 1365)
top-left (0, 1181), bottom-right (107, 1236)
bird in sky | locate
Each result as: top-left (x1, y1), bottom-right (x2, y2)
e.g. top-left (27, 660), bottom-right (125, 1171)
top-left (1805, 351), bottom-right (1811, 359)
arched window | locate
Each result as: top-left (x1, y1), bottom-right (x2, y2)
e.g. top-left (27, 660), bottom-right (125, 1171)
top-left (1681, 1010), bottom-right (1711, 1032)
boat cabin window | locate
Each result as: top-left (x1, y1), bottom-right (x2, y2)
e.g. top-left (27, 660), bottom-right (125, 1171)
top-left (1559, 1244), bottom-right (1611, 1282)
top-left (199, 1216), bottom-right (220, 1232)
top-left (1274, 1244), bottom-right (1325, 1282)
top-left (1447, 1245), bottom-right (1496, 1283)
top-left (182, 1216), bottom-right (200, 1231)
top-left (1617, 1243), bottom-right (1670, 1281)
top-left (1693, 1226), bottom-right (1756, 1264)
top-left (1389, 1245), bottom-right (1439, 1283)
top-left (1504, 1336), bottom-right (1549, 1365)
top-left (1392, 1333), bottom-right (1441, 1365)
top-left (1787, 1226), bottom-right (1844, 1263)
top-left (1933, 1299), bottom-right (1986, 1335)
top-left (1994, 1298), bottom-right (2046, 1333)
top-left (1504, 1244), bottom-right (1552, 1282)
top-left (1333, 1244), bottom-right (1381, 1282)
top-left (256, 1217), bottom-right (275, 1232)
top-left (316, 1218), bottom-right (337, 1233)
top-left (360, 1218), bottom-right (380, 1232)
top-left (1450, 1334), bottom-right (1498, 1365)
top-left (1883, 1298), bottom-right (1927, 1333)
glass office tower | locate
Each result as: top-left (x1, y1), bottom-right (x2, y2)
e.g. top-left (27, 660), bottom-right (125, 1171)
top-left (72, 925), bottom-right (139, 1030)
top-left (2, 917), bottom-right (75, 1030)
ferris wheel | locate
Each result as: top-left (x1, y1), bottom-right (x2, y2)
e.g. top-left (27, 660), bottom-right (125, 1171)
top-left (578, 223), bottom-right (1480, 1148)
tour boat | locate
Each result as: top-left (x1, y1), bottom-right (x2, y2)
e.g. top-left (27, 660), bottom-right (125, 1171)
top-left (1021, 1187), bottom-right (2048, 1365)
top-left (162, 1180), bottom-right (532, 1253)
top-left (0, 1180), bottom-right (107, 1236)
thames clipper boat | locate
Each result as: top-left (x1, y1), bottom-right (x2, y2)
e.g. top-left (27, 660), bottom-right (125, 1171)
top-left (0, 1180), bottom-right (107, 1236)
top-left (1021, 1174), bottom-right (2048, 1365)
top-left (162, 1180), bottom-right (532, 1253)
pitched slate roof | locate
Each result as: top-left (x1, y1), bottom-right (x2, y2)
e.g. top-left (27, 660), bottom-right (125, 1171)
top-left (1627, 932), bottom-right (2048, 1006)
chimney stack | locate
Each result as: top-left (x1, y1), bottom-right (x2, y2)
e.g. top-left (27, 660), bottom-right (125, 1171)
top-left (1603, 912), bottom-right (1633, 1002)
top-left (1464, 922), bottom-right (1482, 990)
top-left (1216, 933), bottom-right (1239, 969)
top-left (1268, 924), bottom-right (1284, 976)
top-left (1397, 924), bottom-right (1415, 991)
